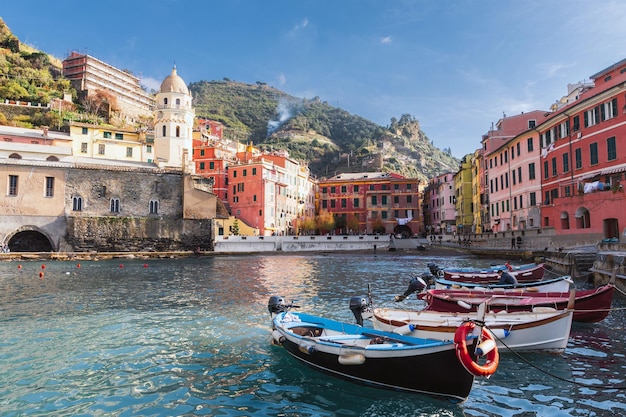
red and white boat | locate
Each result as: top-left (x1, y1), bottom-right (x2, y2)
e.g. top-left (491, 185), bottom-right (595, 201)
top-left (422, 284), bottom-right (615, 323)
top-left (439, 263), bottom-right (545, 283)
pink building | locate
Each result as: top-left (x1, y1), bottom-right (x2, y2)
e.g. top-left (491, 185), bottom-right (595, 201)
top-left (424, 172), bottom-right (456, 235)
top-left (481, 111), bottom-right (550, 232)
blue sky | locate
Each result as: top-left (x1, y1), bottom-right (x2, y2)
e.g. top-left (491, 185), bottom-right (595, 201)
top-left (2, 0), bottom-right (625, 158)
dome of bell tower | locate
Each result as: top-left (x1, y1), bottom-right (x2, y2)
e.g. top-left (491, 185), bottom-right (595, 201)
top-left (160, 66), bottom-right (189, 95)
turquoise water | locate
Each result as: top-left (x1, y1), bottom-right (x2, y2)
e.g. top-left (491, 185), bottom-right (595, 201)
top-left (0, 253), bottom-right (624, 416)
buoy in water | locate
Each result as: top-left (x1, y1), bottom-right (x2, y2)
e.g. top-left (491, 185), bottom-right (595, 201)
top-left (76, 263), bottom-right (81, 268)
top-left (119, 264), bottom-right (124, 268)
top-left (41, 264), bottom-right (46, 269)
top-left (18, 265), bottom-right (22, 270)
top-left (143, 264), bottom-right (148, 268)
top-left (39, 271), bottom-right (44, 278)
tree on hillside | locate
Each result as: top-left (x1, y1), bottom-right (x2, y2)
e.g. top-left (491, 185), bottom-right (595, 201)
top-left (79, 89), bottom-right (119, 121)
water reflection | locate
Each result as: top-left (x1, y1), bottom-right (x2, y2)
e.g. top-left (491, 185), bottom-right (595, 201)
top-left (0, 253), bottom-right (624, 416)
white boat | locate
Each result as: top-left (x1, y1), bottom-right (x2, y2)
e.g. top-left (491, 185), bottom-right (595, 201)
top-left (371, 300), bottom-right (574, 354)
top-left (432, 275), bottom-right (572, 293)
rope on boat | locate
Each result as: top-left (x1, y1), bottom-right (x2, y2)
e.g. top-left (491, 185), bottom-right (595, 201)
top-left (615, 285), bottom-right (626, 297)
top-left (485, 324), bottom-right (626, 390)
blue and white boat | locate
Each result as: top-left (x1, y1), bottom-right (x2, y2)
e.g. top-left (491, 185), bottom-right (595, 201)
top-left (268, 296), bottom-right (498, 402)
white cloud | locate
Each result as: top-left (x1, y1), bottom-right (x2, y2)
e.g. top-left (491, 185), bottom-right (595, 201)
top-left (380, 36), bottom-right (392, 44)
top-left (294, 18), bottom-right (309, 31)
top-left (141, 76), bottom-right (161, 92)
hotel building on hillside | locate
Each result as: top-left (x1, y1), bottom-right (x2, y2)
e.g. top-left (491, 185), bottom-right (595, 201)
top-left (62, 52), bottom-right (155, 123)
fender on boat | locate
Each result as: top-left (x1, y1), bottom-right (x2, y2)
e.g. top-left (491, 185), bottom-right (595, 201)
top-left (298, 344), bottom-right (316, 355)
top-left (338, 353), bottom-right (366, 365)
top-left (271, 330), bottom-right (285, 345)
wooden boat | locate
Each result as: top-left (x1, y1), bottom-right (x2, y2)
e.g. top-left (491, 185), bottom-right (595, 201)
top-left (431, 275), bottom-right (572, 293)
top-left (422, 284), bottom-right (615, 323)
top-left (440, 263), bottom-right (545, 283)
top-left (394, 275), bottom-right (573, 303)
top-left (268, 296), bottom-right (496, 402)
top-left (372, 300), bottom-right (574, 353)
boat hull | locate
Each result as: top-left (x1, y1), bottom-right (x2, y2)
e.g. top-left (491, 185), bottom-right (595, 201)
top-left (372, 308), bottom-right (573, 353)
top-left (271, 312), bottom-right (475, 402)
top-left (424, 285), bottom-right (615, 323)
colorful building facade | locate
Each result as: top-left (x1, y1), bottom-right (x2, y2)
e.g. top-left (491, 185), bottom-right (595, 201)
top-left (316, 172), bottom-right (423, 236)
top-left (538, 58), bottom-right (626, 239)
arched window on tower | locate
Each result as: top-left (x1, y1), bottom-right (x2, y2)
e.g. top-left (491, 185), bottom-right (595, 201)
top-left (176, 126), bottom-right (180, 137)
top-left (164, 97), bottom-right (168, 105)
top-left (110, 198), bottom-right (120, 213)
top-left (176, 98), bottom-right (181, 107)
top-left (149, 200), bottom-right (159, 214)
top-left (162, 125), bottom-right (166, 137)
top-left (72, 195), bottom-right (83, 211)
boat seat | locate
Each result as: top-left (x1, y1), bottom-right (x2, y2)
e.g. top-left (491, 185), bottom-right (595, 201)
top-left (532, 306), bottom-right (557, 313)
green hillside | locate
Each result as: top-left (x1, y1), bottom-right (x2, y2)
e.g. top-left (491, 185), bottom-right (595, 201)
top-left (190, 80), bottom-right (460, 180)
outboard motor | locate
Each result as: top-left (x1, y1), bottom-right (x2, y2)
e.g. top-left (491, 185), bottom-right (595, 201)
top-left (349, 296), bottom-right (370, 326)
top-left (395, 276), bottom-right (427, 302)
top-left (427, 263), bottom-right (444, 277)
top-left (421, 272), bottom-right (435, 286)
top-left (268, 296), bottom-right (288, 315)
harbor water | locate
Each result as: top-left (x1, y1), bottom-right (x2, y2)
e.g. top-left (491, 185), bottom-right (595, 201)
top-left (0, 253), bottom-right (624, 416)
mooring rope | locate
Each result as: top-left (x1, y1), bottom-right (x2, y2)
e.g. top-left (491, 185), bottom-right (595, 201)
top-left (486, 325), bottom-right (626, 390)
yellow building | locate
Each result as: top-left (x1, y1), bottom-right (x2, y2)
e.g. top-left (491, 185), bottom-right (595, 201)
top-left (471, 148), bottom-right (485, 234)
top-left (454, 154), bottom-right (473, 236)
top-left (68, 122), bottom-right (155, 164)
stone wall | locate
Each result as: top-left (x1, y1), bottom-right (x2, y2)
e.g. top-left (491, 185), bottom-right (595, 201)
top-left (65, 216), bottom-right (213, 252)
top-left (65, 167), bottom-right (185, 217)
top-left (1, 161), bottom-right (216, 252)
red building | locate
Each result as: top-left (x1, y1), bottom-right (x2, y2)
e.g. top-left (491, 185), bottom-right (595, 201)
top-left (228, 148), bottom-right (315, 236)
top-left (318, 172), bottom-right (423, 235)
top-left (538, 58), bottom-right (626, 240)
top-left (192, 119), bottom-right (236, 204)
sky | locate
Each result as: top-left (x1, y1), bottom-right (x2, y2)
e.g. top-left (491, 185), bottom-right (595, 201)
top-left (2, 0), bottom-right (626, 158)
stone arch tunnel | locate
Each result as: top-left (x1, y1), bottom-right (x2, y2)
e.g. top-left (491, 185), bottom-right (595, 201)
top-left (4, 227), bottom-right (55, 252)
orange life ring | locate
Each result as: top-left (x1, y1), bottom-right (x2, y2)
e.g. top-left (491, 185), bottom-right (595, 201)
top-left (454, 321), bottom-right (499, 377)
